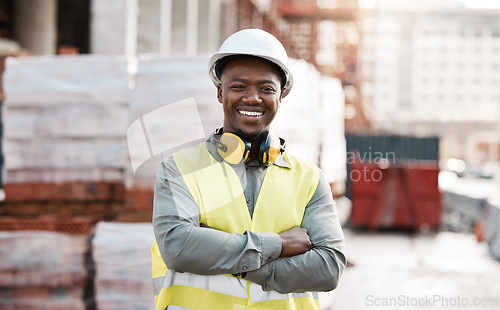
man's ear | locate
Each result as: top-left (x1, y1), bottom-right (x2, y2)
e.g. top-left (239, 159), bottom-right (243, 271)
top-left (217, 84), bottom-right (223, 103)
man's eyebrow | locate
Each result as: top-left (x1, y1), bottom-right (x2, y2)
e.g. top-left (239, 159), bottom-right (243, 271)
top-left (228, 78), bottom-right (279, 85)
top-left (228, 78), bottom-right (247, 83)
top-left (260, 79), bottom-right (279, 85)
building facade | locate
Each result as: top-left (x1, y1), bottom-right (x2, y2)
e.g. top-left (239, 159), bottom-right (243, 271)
top-left (358, 0), bottom-right (500, 163)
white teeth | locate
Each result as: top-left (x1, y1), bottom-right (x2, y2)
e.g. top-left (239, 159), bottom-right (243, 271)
top-left (239, 110), bottom-right (263, 117)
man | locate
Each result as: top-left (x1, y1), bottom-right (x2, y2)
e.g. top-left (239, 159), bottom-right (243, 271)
top-left (152, 29), bottom-right (346, 310)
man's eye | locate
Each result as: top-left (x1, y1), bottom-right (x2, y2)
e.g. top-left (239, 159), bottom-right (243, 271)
top-left (262, 87), bottom-right (276, 92)
top-left (231, 85), bottom-right (245, 90)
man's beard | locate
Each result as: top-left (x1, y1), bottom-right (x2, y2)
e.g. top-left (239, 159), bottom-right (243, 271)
top-left (235, 128), bottom-right (263, 142)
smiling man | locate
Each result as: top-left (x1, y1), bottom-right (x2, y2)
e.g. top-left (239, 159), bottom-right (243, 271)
top-left (152, 29), bottom-right (346, 310)
top-left (218, 56), bottom-right (281, 144)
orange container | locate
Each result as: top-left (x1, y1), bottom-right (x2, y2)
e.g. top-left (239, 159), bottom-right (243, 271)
top-left (349, 161), bottom-right (442, 231)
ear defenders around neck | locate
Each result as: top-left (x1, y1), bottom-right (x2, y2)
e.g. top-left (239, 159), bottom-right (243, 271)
top-left (259, 131), bottom-right (282, 166)
top-left (217, 132), bottom-right (251, 165)
top-left (212, 130), bottom-right (284, 166)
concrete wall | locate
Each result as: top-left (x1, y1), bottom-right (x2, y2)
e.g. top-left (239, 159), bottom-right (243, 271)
top-left (90, 0), bottom-right (128, 54)
top-left (90, 0), bottom-right (221, 55)
top-left (137, 0), bottom-right (161, 53)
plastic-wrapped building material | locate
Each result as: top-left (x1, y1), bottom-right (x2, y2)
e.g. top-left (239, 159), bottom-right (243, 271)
top-left (92, 222), bottom-right (156, 310)
top-left (319, 76), bottom-right (346, 185)
top-left (3, 55), bottom-right (130, 106)
top-left (442, 191), bottom-right (487, 233)
top-left (484, 199), bottom-right (500, 260)
top-left (127, 54), bottom-right (221, 186)
top-left (4, 139), bottom-right (127, 170)
top-left (272, 59), bottom-right (346, 185)
top-left (5, 104), bottom-right (129, 139)
top-left (272, 59), bottom-right (322, 166)
top-left (132, 54), bottom-right (218, 126)
top-left (2, 55), bottom-right (130, 184)
top-left (0, 231), bottom-right (90, 309)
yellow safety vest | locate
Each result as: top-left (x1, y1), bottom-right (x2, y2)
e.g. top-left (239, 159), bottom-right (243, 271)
top-left (152, 143), bottom-right (320, 310)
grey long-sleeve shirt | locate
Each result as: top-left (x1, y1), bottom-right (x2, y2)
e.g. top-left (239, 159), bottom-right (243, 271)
top-left (153, 133), bottom-right (346, 294)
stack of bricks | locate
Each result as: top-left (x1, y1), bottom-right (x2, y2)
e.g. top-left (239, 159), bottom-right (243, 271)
top-left (0, 230), bottom-right (92, 309)
top-left (0, 215), bottom-right (98, 235)
top-left (0, 54), bottom-right (132, 308)
top-left (92, 222), bottom-right (156, 310)
top-left (2, 55), bottom-right (130, 219)
top-left (1, 181), bottom-right (125, 220)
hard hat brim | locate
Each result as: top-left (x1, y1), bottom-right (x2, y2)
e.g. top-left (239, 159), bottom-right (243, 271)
top-left (208, 53), bottom-right (293, 98)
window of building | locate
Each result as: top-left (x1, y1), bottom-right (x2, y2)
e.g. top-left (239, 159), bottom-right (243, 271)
top-left (0, 0), bottom-right (13, 39)
top-left (57, 0), bottom-right (90, 53)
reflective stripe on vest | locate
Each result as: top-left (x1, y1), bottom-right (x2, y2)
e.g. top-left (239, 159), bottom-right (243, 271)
top-left (152, 143), bottom-right (320, 310)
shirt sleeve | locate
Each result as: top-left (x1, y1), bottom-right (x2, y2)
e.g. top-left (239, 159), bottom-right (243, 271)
top-left (244, 170), bottom-right (347, 293)
top-left (152, 156), bottom-right (282, 275)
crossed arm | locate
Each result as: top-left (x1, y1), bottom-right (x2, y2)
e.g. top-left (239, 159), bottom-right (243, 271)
top-left (152, 156), bottom-right (346, 294)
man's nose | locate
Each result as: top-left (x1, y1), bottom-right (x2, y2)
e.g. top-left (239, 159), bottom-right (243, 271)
top-left (242, 87), bottom-right (262, 104)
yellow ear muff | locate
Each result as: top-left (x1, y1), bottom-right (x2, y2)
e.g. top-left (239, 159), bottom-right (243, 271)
top-left (259, 131), bottom-right (282, 166)
top-left (217, 133), bottom-right (251, 165)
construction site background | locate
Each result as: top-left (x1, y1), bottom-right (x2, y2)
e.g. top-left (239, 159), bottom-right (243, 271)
top-left (0, 0), bottom-right (499, 309)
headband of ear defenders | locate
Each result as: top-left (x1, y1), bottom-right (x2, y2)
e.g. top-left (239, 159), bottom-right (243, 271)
top-left (210, 128), bottom-right (284, 166)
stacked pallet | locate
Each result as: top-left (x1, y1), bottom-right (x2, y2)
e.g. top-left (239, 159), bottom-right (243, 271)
top-left (92, 222), bottom-right (156, 310)
top-left (122, 55), bottom-right (220, 221)
top-left (484, 199), bottom-right (500, 260)
top-left (2, 55), bottom-right (129, 208)
top-left (0, 230), bottom-right (91, 309)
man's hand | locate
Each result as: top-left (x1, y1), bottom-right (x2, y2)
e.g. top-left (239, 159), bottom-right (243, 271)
top-left (278, 226), bottom-right (312, 258)
top-left (201, 223), bottom-right (311, 258)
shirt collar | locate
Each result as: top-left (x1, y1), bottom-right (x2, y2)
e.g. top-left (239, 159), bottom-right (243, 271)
top-left (205, 129), bottom-right (291, 169)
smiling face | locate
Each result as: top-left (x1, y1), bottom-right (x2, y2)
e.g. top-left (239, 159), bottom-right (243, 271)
top-left (217, 56), bottom-right (283, 141)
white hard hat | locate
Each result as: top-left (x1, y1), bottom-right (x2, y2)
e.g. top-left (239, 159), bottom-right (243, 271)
top-left (209, 29), bottom-right (293, 98)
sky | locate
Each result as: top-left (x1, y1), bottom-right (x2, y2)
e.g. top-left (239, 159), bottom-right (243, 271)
top-left (457, 0), bottom-right (500, 9)
top-left (359, 0), bottom-right (500, 9)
